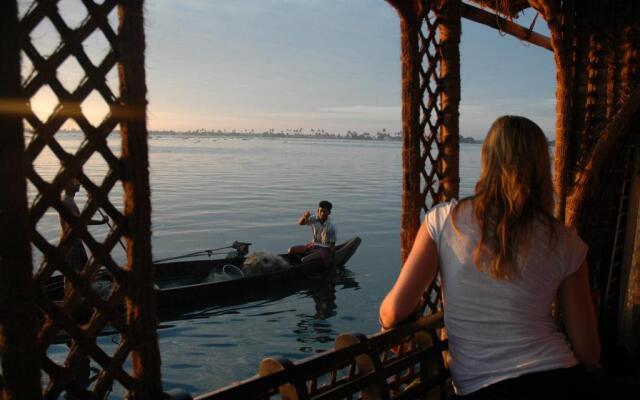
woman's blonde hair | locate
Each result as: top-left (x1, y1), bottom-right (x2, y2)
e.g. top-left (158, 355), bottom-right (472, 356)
top-left (454, 115), bottom-right (555, 280)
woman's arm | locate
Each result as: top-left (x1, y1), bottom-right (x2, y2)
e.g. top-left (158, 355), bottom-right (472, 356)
top-left (379, 221), bottom-right (439, 328)
top-left (559, 259), bottom-right (601, 368)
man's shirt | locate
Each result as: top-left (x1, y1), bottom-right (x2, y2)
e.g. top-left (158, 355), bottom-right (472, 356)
top-left (59, 193), bottom-right (80, 233)
top-left (309, 215), bottom-right (337, 247)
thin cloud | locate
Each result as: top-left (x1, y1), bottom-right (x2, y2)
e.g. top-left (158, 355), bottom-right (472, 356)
top-left (318, 105), bottom-right (400, 117)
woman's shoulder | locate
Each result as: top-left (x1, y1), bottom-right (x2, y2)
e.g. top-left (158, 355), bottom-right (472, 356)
top-left (425, 199), bottom-right (460, 239)
top-left (534, 217), bottom-right (588, 276)
top-left (428, 199), bottom-right (459, 214)
top-left (532, 215), bottom-right (588, 258)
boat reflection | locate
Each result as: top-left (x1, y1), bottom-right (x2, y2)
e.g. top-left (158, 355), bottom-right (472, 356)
top-left (157, 267), bottom-right (360, 330)
top-left (293, 268), bottom-right (359, 352)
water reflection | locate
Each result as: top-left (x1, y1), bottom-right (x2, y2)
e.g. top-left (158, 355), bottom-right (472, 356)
top-left (157, 267), bottom-right (360, 353)
top-left (293, 269), bottom-right (359, 352)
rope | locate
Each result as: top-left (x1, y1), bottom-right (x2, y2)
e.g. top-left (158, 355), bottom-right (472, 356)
top-left (519, 12), bottom-right (540, 48)
top-left (528, 12), bottom-right (539, 35)
top-left (222, 264), bottom-right (245, 278)
top-left (495, 0), bottom-right (506, 36)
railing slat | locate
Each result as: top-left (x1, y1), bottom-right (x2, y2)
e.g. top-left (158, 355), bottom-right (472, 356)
top-left (335, 333), bottom-right (389, 400)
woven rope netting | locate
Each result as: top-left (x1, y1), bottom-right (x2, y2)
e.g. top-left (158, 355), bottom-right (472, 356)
top-left (559, 0), bottom-right (640, 338)
top-left (11, 0), bottom-right (160, 398)
top-left (418, 0), bottom-right (445, 316)
top-left (418, 1), bottom-right (445, 218)
top-left (418, 0), bottom-right (464, 316)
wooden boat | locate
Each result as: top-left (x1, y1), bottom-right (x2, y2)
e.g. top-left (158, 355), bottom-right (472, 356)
top-left (158, 264), bottom-right (361, 323)
top-left (45, 237), bottom-right (362, 309)
top-left (154, 237), bottom-right (361, 308)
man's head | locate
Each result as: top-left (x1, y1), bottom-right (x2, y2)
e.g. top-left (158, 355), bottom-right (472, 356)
top-left (64, 179), bottom-right (80, 195)
top-left (317, 200), bottom-right (332, 222)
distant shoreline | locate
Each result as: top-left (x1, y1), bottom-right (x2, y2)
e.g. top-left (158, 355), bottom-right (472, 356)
top-left (56, 129), bottom-right (486, 144)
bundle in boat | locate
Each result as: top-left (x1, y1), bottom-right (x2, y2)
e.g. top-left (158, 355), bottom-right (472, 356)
top-left (242, 251), bottom-right (291, 276)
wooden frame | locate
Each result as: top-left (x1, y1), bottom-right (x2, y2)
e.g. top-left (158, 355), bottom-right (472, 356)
top-left (0, 0), bottom-right (163, 397)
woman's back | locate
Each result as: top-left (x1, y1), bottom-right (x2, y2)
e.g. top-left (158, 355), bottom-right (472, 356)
top-left (428, 200), bottom-right (587, 394)
top-left (380, 116), bottom-right (600, 398)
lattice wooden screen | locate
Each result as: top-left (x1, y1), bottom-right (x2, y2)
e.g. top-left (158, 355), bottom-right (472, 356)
top-left (418, 0), bottom-right (460, 214)
top-left (1, 0), bottom-right (161, 398)
top-left (418, 0), bottom-right (460, 316)
top-left (418, 0), bottom-right (445, 215)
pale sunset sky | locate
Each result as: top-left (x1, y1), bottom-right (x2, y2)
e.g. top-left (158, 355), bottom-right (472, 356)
top-left (22, 0), bottom-right (555, 139)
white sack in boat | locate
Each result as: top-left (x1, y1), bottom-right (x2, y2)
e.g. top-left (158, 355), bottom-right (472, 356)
top-left (242, 251), bottom-right (291, 276)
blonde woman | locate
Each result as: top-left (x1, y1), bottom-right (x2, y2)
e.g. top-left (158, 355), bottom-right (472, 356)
top-left (379, 116), bottom-right (600, 398)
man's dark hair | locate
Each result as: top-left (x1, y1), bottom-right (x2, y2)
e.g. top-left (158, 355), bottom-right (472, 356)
top-left (318, 200), bottom-right (332, 211)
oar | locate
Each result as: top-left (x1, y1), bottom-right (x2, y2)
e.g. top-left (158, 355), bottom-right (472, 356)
top-left (153, 245), bottom-right (238, 264)
top-left (98, 208), bottom-right (126, 252)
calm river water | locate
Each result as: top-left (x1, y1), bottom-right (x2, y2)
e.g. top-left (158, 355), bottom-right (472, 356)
top-left (31, 133), bottom-right (482, 397)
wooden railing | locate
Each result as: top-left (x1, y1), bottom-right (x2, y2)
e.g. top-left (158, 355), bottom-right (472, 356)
top-left (169, 312), bottom-right (449, 400)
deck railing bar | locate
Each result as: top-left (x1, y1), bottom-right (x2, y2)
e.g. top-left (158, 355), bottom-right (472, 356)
top-left (308, 373), bottom-right (357, 398)
top-left (195, 313), bottom-right (446, 399)
top-left (311, 372), bottom-right (382, 400)
top-left (307, 368), bottom-right (356, 394)
top-left (381, 344), bottom-right (445, 378)
top-left (366, 313), bottom-right (444, 348)
top-left (391, 371), bottom-right (449, 400)
top-left (193, 366), bottom-right (298, 400)
top-left (194, 356), bottom-right (427, 400)
top-left (292, 342), bottom-right (369, 375)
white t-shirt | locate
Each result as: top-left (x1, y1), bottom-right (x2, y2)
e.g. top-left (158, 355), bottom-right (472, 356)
top-left (425, 200), bottom-right (588, 395)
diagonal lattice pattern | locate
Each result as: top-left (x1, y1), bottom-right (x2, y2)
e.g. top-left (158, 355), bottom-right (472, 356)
top-left (18, 0), bottom-right (135, 397)
top-left (419, 0), bottom-right (445, 316)
top-left (418, 1), bottom-right (445, 214)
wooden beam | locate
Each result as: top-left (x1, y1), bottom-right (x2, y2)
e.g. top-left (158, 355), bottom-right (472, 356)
top-left (460, 2), bottom-right (552, 51)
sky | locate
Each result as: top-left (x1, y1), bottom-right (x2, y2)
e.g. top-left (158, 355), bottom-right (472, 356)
top-left (22, 0), bottom-right (556, 140)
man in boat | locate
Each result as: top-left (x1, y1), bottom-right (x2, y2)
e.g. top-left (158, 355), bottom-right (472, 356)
top-left (288, 200), bottom-right (337, 268)
top-left (60, 179), bottom-right (108, 293)
top-left (59, 178), bottom-right (108, 399)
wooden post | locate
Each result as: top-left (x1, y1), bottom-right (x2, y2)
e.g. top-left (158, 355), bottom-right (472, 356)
top-left (0, 1), bottom-right (42, 398)
top-left (565, 84), bottom-right (640, 227)
top-left (118, 1), bottom-right (163, 397)
top-left (387, 0), bottom-right (422, 263)
top-left (438, 0), bottom-right (461, 202)
top-left (529, 0), bottom-right (574, 220)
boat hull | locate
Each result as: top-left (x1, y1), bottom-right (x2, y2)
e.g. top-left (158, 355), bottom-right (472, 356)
top-left (154, 237), bottom-right (361, 307)
top-left (44, 237), bottom-right (362, 309)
